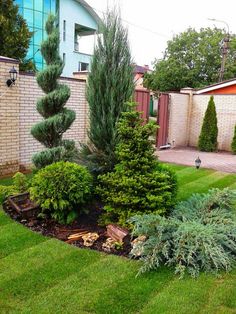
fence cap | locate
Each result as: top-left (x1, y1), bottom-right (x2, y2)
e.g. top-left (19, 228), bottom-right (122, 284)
top-left (0, 56), bottom-right (19, 64)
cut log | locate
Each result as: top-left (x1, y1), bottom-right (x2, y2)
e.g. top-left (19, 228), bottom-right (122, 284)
top-left (106, 224), bottom-right (130, 243)
top-left (57, 228), bottom-right (87, 233)
top-left (68, 231), bottom-right (88, 240)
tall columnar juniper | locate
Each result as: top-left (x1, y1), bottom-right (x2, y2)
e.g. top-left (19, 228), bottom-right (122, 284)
top-left (231, 125), bottom-right (236, 154)
top-left (31, 14), bottom-right (76, 169)
top-left (198, 95), bottom-right (218, 152)
top-left (80, 9), bottom-right (134, 176)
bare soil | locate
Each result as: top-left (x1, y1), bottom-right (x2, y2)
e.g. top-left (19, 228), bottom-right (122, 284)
top-left (3, 200), bottom-right (131, 257)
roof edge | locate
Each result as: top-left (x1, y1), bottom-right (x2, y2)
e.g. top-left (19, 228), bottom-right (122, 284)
top-left (195, 78), bottom-right (236, 94)
top-left (76, 0), bottom-right (102, 26)
top-left (0, 56), bottom-right (19, 64)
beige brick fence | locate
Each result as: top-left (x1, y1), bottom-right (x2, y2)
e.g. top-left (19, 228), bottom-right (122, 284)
top-left (3, 54), bottom-right (234, 175)
top-left (167, 92), bottom-right (236, 152)
top-left (189, 95), bottom-right (236, 151)
top-left (0, 56), bottom-right (88, 176)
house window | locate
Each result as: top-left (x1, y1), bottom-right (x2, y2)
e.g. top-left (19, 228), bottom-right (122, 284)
top-left (14, 0), bottom-right (57, 71)
top-left (79, 62), bottom-right (89, 71)
top-left (63, 20), bottom-right (66, 41)
top-left (63, 53), bottom-right (66, 64)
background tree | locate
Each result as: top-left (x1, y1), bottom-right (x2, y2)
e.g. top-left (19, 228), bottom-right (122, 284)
top-left (0, 0), bottom-right (34, 71)
top-left (80, 8), bottom-right (134, 175)
top-left (144, 27), bottom-right (236, 92)
top-left (31, 15), bottom-right (77, 169)
top-left (231, 125), bottom-right (236, 154)
top-left (198, 96), bottom-right (218, 152)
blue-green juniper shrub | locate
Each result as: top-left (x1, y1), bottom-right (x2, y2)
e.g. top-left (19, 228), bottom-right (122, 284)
top-left (130, 188), bottom-right (236, 278)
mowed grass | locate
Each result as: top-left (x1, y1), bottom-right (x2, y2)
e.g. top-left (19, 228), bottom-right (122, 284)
top-left (167, 163), bottom-right (236, 200)
top-left (0, 164), bottom-right (236, 313)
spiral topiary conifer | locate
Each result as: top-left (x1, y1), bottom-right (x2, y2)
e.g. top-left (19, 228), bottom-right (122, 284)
top-left (31, 14), bottom-right (76, 169)
top-left (231, 125), bottom-right (236, 154)
top-left (198, 95), bottom-right (218, 152)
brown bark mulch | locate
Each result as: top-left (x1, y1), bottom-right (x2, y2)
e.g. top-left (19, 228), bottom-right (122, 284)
top-left (3, 200), bottom-right (131, 257)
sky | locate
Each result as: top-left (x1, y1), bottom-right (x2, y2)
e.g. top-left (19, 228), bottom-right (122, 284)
top-left (86, 0), bottom-right (236, 68)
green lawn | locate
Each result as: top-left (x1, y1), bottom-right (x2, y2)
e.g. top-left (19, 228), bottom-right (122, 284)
top-left (168, 163), bottom-right (236, 200)
top-left (0, 164), bottom-right (236, 313)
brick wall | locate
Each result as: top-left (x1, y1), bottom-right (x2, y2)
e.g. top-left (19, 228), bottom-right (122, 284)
top-left (0, 57), bottom-right (20, 176)
top-left (189, 95), bottom-right (236, 151)
top-left (0, 57), bottom-right (88, 176)
top-left (168, 93), bottom-right (189, 147)
top-left (19, 74), bottom-right (87, 168)
top-left (167, 93), bottom-right (236, 151)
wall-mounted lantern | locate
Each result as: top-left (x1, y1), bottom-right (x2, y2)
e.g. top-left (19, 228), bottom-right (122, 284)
top-left (195, 156), bottom-right (201, 169)
top-left (6, 66), bottom-right (18, 87)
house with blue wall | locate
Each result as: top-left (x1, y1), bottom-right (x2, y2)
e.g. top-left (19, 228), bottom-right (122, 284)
top-left (14, 0), bottom-right (101, 77)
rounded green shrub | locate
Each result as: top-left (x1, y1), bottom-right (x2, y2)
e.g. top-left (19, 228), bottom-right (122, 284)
top-left (30, 161), bottom-right (93, 224)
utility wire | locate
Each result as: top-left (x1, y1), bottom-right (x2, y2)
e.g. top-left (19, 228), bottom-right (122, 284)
top-left (78, 1), bottom-right (169, 39)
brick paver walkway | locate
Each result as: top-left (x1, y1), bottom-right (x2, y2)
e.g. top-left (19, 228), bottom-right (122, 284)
top-left (157, 147), bottom-right (236, 173)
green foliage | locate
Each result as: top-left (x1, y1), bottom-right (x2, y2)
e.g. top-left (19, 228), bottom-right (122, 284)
top-left (19, 58), bottom-right (37, 72)
top-left (29, 161), bottom-right (93, 224)
top-left (198, 96), bottom-right (218, 152)
top-left (131, 188), bottom-right (236, 278)
top-left (97, 108), bottom-right (177, 227)
top-left (31, 15), bottom-right (77, 169)
top-left (0, 186), bottom-right (17, 204)
top-left (231, 125), bottom-right (236, 154)
top-left (12, 172), bottom-right (28, 192)
top-left (32, 140), bottom-right (77, 169)
top-left (0, 0), bottom-right (34, 71)
top-left (144, 27), bottom-right (236, 92)
top-left (80, 8), bottom-right (134, 175)
top-left (0, 172), bottom-right (28, 203)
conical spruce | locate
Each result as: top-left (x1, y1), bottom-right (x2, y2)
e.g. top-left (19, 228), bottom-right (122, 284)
top-left (231, 125), bottom-right (236, 154)
top-left (198, 95), bottom-right (218, 152)
top-left (31, 15), bottom-right (76, 168)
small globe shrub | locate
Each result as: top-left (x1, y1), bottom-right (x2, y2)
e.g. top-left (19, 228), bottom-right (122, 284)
top-left (0, 172), bottom-right (28, 204)
top-left (30, 161), bottom-right (93, 224)
top-left (12, 172), bottom-right (28, 192)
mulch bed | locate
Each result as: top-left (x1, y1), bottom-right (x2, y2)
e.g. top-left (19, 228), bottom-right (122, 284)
top-left (3, 200), bottom-right (132, 257)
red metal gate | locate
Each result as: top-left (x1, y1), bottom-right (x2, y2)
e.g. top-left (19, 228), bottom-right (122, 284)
top-left (135, 89), bottom-right (150, 122)
top-left (156, 93), bottom-right (169, 147)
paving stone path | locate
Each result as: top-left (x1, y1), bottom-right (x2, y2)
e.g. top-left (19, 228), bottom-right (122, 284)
top-left (157, 147), bottom-right (236, 173)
